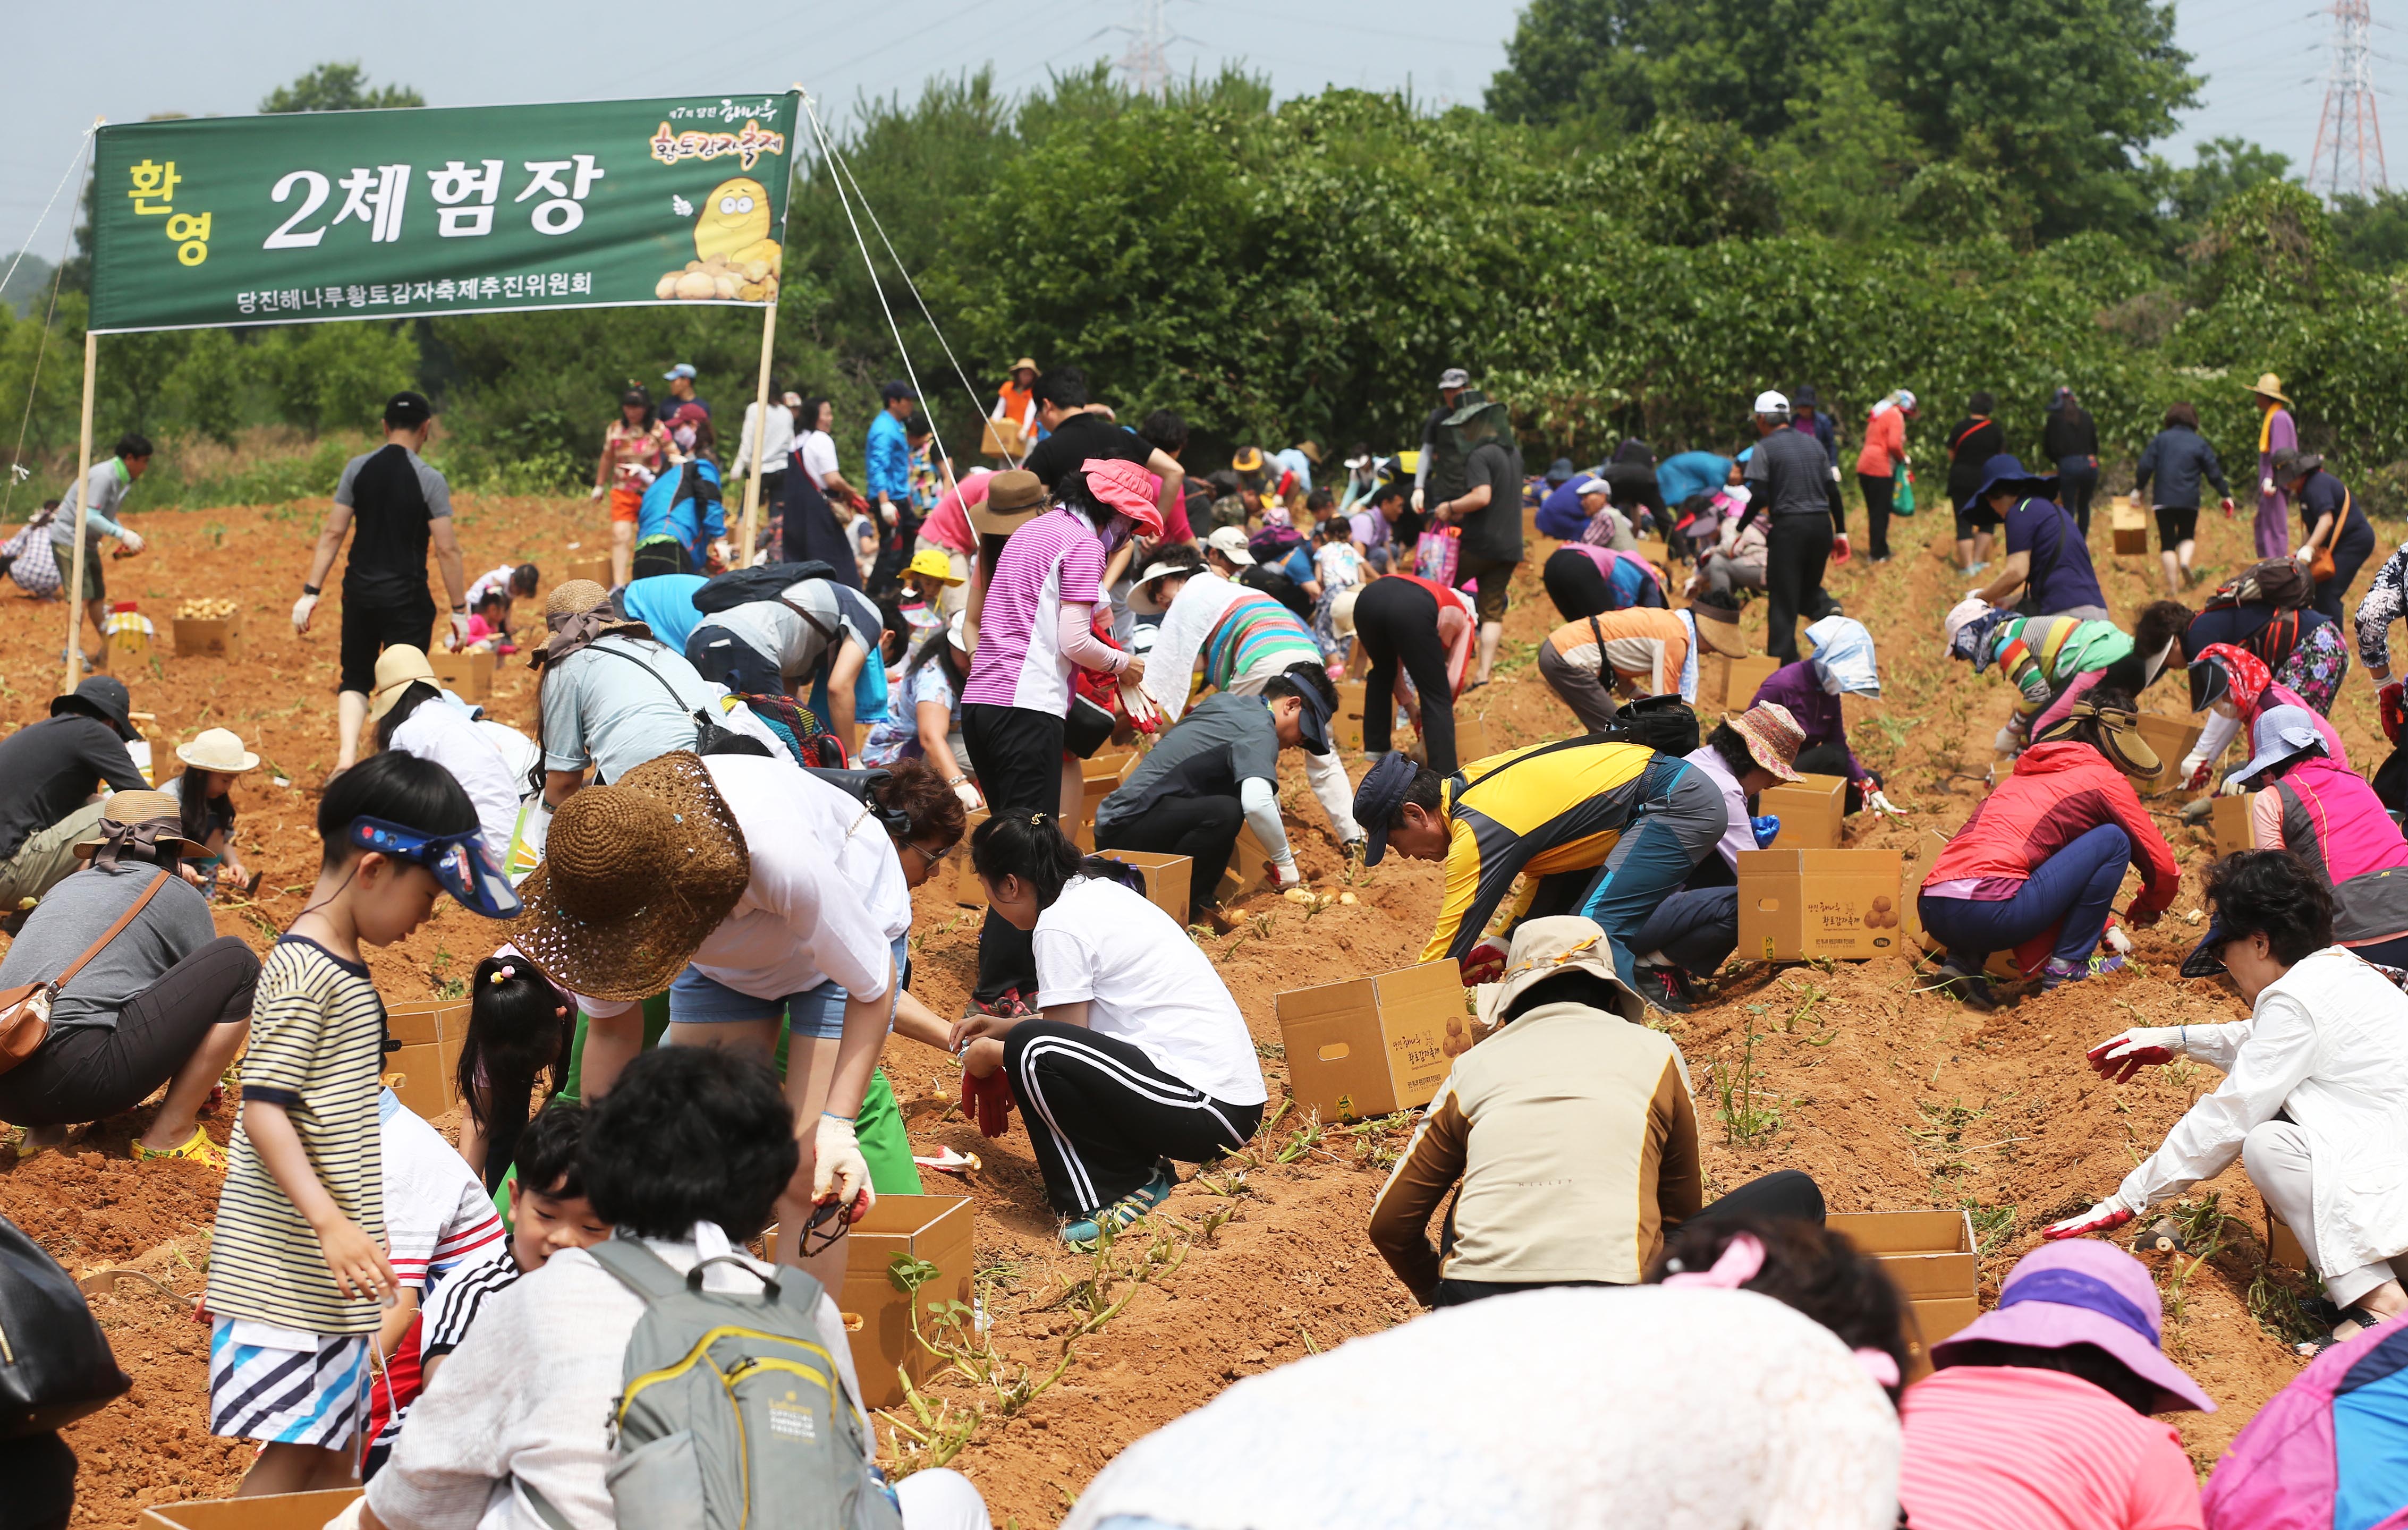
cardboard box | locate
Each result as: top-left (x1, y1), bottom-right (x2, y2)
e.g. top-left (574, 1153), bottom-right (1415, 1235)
top-left (980, 416), bottom-right (1028, 458)
top-left (563, 556), bottom-right (610, 588)
top-left (771, 1195), bottom-right (973, 1411)
top-left (1333, 679), bottom-right (1368, 752)
top-left (1091, 848), bottom-right (1193, 928)
top-left (2131, 714), bottom-right (2204, 794)
top-left (1072, 750), bottom-right (1140, 851)
top-left (383, 999), bottom-right (470, 1119)
top-left (1276, 959), bottom-right (1464, 1120)
top-left (2111, 496), bottom-right (2151, 556)
top-left (1827, 1209), bottom-right (1981, 1367)
top-left (1758, 771), bottom-right (1848, 850)
top-left (1735, 847), bottom-right (1908, 962)
top-left (2211, 793), bottom-right (2253, 859)
top-left (2269, 1213), bottom-right (2311, 1273)
top-left (430, 648), bottom-right (496, 702)
top-left (1721, 652), bottom-right (1780, 711)
top-left (1454, 713), bottom-right (1496, 765)
top-left (171, 608), bottom-right (241, 657)
top-left (1215, 823), bottom-right (1280, 905)
top-left (141, 1489), bottom-right (362, 1529)
top-left (1902, 829), bottom-right (2021, 979)
top-left (952, 809), bottom-right (990, 907)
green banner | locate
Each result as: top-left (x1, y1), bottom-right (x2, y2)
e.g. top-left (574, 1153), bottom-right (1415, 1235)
top-left (89, 92), bottom-right (800, 334)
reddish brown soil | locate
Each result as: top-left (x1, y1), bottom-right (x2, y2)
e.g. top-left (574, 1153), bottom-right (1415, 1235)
top-left (0, 487), bottom-right (2382, 1524)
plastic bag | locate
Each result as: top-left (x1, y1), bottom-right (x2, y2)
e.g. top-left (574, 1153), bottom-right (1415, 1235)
top-left (1893, 466), bottom-right (1915, 517)
top-left (1414, 526), bottom-right (1460, 585)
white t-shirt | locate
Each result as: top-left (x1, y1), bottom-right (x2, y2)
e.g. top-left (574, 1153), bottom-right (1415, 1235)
top-left (797, 429), bottom-right (841, 490)
top-left (705, 580), bottom-right (875, 681)
top-left (389, 696), bottom-right (523, 866)
top-left (1033, 876), bottom-right (1265, 1105)
top-left (380, 1091), bottom-right (506, 1293)
top-left (685, 754), bottom-right (905, 1001)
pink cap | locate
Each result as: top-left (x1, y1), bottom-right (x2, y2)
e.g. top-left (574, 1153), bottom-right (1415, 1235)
top-left (1081, 457), bottom-right (1164, 538)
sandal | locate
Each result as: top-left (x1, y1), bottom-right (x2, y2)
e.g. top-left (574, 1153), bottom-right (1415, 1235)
top-left (134, 1126), bottom-right (225, 1169)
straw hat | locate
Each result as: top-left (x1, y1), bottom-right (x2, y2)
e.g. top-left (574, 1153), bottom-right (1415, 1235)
top-left (2251, 372), bottom-right (2292, 407)
top-left (1686, 598), bottom-right (1749, 659)
top-left (1294, 441), bottom-right (1321, 465)
top-left (175, 727), bottom-right (259, 774)
top-left (74, 790), bottom-right (197, 861)
top-left (1332, 584), bottom-right (1362, 640)
top-left (1721, 702), bottom-right (1805, 783)
top-left (1478, 916), bottom-right (1641, 1024)
top-left (969, 470), bottom-right (1046, 539)
top-left (906, 549), bottom-right (965, 586)
top-left (546, 580), bottom-right (611, 619)
top-left (506, 752), bottom-right (752, 1001)
top-left (1010, 356), bottom-right (1038, 376)
top-left (368, 646), bottom-right (442, 721)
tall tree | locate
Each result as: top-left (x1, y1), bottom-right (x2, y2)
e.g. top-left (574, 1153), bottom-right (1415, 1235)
top-left (259, 63), bottom-right (424, 114)
top-left (1486, 0), bottom-right (1838, 143)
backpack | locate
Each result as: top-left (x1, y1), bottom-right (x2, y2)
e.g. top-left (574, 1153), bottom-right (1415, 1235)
top-left (1595, 692), bottom-right (1701, 755)
top-left (743, 693), bottom-right (850, 769)
top-left (691, 561), bottom-right (842, 615)
top-left (2205, 557), bottom-right (2313, 614)
top-left (520, 1239), bottom-right (900, 1530)
top-left (0, 1212), bottom-right (130, 1436)
top-left (2, 509), bottom-right (61, 598)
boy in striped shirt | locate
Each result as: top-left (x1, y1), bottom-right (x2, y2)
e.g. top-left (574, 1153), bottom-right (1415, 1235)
top-left (203, 753), bottom-right (520, 1495)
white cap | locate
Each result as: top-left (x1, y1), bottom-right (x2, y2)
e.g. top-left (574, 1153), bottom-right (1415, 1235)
top-left (1943, 596), bottom-right (1990, 654)
top-left (1572, 475), bottom-right (1612, 501)
top-left (1206, 526), bottom-right (1257, 566)
top-left (1753, 390), bottom-right (1790, 416)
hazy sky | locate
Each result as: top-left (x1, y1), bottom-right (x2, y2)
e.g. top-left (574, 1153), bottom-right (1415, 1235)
top-left (0, 0), bottom-right (2369, 259)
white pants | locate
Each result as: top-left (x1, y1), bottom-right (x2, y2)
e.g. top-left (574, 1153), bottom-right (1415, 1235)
top-left (1222, 666), bottom-right (1364, 845)
top-left (897, 1467), bottom-right (991, 1530)
top-left (2244, 1119), bottom-right (2401, 1307)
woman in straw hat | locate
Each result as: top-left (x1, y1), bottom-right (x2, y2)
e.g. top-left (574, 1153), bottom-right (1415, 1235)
top-left (2253, 373), bottom-right (2299, 562)
top-left (164, 726), bottom-right (260, 898)
top-left (0, 790), bottom-right (260, 1163)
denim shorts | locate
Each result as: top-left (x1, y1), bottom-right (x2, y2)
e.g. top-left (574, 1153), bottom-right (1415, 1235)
top-left (668, 933), bottom-right (909, 1039)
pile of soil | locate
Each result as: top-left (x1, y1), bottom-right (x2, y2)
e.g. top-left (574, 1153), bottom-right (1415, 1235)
top-left (0, 483), bottom-right (2369, 1524)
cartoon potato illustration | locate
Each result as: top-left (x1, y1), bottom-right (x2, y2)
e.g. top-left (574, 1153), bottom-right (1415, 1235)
top-left (696, 177), bottom-right (782, 268)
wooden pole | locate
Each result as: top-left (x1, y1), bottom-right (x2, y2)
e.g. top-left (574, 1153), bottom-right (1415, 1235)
top-left (737, 294), bottom-right (777, 567)
top-left (62, 330), bottom-right (97, 692)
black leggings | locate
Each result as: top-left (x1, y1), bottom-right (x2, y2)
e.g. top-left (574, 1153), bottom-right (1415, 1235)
top-left (1858, 472), bottom-right (1894, 562)
top-left (1763, 516), bottom-right (1833, 664)
top-left (962, 703), bottom-right (1065, 1004)
top-left (1096, 794), bottom-right (1242, 918)
top-left (1431, 1168), bottom-right (1827, 1307)
top-left (0, 936), bottom-right (258, 1126)
top-left (1002, 1020), bottom-right (1265, 1216)
top-left (1353, 576), bottom-right (1458, 773)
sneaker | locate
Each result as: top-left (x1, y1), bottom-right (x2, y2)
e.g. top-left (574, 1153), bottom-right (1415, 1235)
top-left (1634, 965), bottom-right (1692, 1015)
top-left (959, 990), bottom-right (1024, 1022)
top-left (1911, 962), bottom-right (1997, 1012)
top-left (1061, 1161), bottom-right (1177, 1247)
top-left (2042, 953), bottom-right (2125, 991)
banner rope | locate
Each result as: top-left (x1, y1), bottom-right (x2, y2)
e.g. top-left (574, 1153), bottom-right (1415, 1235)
top-left (4, 128), bottom-right (96, 525)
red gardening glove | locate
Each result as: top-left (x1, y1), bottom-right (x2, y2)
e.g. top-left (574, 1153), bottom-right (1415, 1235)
top-left (2184, 759), bottom-right (2213, 792)
top-left (2382, 682), bottom-right (2406, 746)
top-left (2086, 1027), bottom-right (2181, 1084)
top-left (2044, 1197), bottom-right (2135, 1240)
top-left (960, 1068), bottom-right (1015, 1139)
top-left (1459, 937), bottom-right (1510, 987)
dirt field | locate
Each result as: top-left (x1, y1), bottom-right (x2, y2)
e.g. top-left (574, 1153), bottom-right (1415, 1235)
top-left (0, 483), bottom-right (2385, 1525)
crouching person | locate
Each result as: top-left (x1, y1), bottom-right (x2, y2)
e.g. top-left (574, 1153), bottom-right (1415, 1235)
top-left (361, 1046), bottom-right (990, 1530)
top-left (2051, 849), bottom-right (2408, 1356)
top-left (952, 814), bottom-right (1266, 1247)
top-left (1368, 916), bottom-right (1824, 1307)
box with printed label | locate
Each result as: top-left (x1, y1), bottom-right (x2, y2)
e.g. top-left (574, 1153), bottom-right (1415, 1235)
top-left (1758, 771), bottom-right (1848, 851)
top-left (2212, 793), bottom-right (2253, 859)
top-left (1827, 1209), bottom-right (1980, 1375)
top-left (1736, 847), bottom-right (1907, 961)
top-left (1277, 959), bottom-right (1464, 1120)
top-left (953, 809), bottom-right (990, 907)
top-left (1092, 848), bottom-right (1193, 928)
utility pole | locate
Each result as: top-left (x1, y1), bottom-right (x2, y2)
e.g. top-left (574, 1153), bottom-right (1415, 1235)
top-left (1116, 0), bottom-right (1172, 96)
top-left (2310, 0), bottom-right (2388, 200)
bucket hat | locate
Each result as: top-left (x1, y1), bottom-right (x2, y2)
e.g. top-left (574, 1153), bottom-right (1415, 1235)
top-left (1010, 356), bottom-right (1038, 376)
top-left (968, 470), bottom-right (1046, 539)
top-left (2270, 447), bottom-right (2322, 484)
top-left (1962, 453), bottom-right (2059, 514)
top-left (1723, 701), bottom-right (1805, 783)
top-left (175, 727), bottom-right (260, 774)
top-left (1480, 916), bottom-right (1642, 1024)
top-left (547, 580), bottom-right (611, 620)
top-left (1793, 385), bottom-right (1821, 410)
top-left (906, 549), bottom-right (965, 586)
top-left (50, 676), bottom-right (136, 740)
top-left (1688, 598), bottom-right (1750, 659)
top-left (2251, 373), bottom-right (2292, 408)
top-left (73, 789), bottom-right (197, 865)
top-left (507, 751), bottom-right (752, 1001)
top-left (1932, 1240), bottom-right (2215, 1413)
top-left (1205, 526), bottom-right (1257, 567)
top-left (2232, 704), bottom-right (2327, 788)
top-left (368, 645), bottom-right (442, 722)
top-left (1545, 457), bottom-right (1576, 487)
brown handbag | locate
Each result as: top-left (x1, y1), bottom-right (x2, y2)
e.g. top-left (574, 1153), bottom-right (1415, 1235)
top-left (0, 870), bottom-right (171, 1075)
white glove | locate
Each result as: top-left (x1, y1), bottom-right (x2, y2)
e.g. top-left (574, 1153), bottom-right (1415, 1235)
top-left (1411, 488), bottom-right (1426, 513)
top-left (1269, 854), bottom-right (1302, 890)
top-left (1995, 725), bottom-right (2023, 755)
top-left (291, 592), bottom-right (318, 634)
top-left (115, 528), bottom-right (144, 554)
top-left (2103, 924), bottom-right (2135, 956)
top-left (951, 778), bottom-right (983, 811)
top-left (812, 1112), bottom-right (873, 1215)
top-left (590, 485), bottom-right (606, 501)
top-left (449, 610), bottom-right (471, 650)
top-left (2262, 477), bottom-right (2276, 496)
top-left (1866, 788), bottom-right (1905, 818)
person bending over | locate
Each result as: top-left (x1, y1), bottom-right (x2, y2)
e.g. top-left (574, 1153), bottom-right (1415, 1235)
top-left (2222, 707), bottom-right (2408, 968)
top-left (2054, 849), bottom-right (2408, 1355)
top-left (1535, 599), bottom-right (1746, 734)
top-left (1351, 736), bottom-right (1727, 1003)
top-left (1540, 541), bottom-right (1665, 622)
top-left (1747, 614), bottom-right (1888, 812)
top-left (2181, 640), bottom-right (2347, 794)
top-left (1345, 571), bottom-right (1476, 772)
top-left (952, 814), bottom-right (1266, 1246)
top-left (1914, 694), bottom-right (2176, 1008)
top-left (1370, 917), bottom-right (1826, 1307)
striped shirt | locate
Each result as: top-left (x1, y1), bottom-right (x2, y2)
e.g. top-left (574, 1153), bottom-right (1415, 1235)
top-left (1423, 738), bottom-right (1661, 963)
top-left (380, 1091), bottom-right (506, 1292)
top-left (961, 506), bottom-right (1106, 713)
top-left (1203, 594), bottom-right (1320, 691)
top-left (422, 1245), bottom-right (521, 1359)
top-left (205, 938), bottom-right (389, 1336)
top-left (1900, 1366), bottom-right (2202, 1529)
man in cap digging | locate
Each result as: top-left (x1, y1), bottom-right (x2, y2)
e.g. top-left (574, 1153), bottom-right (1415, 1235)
top-left (0, 675), bottom-right (151, 919)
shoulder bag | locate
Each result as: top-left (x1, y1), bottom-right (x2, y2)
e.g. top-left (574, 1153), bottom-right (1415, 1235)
top-left (0, 870), bottom-right (171, 1076)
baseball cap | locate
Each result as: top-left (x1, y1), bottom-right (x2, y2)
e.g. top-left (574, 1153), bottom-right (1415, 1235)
top-left (1438, 367), bottom-right (1470, 390)
top-left (663, 363), bottom-right (697, 381)
top-left (1752, 390), bottom-right (1790, 416)
top-left (384, 390), bottom-right (435, 429)
top-left (1283, 676), bottom-right (1334, 755)
top-left (881, 380), bottom-right (918, 403)
top-left (1206, 526), bottom-right (1257, 566)
top-left (1352, 751), bottom-right (1422, 867)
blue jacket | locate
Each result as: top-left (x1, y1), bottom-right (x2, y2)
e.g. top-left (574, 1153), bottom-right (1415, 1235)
top-left (1657, 451), bottom-right (1734, 507)
top-left (637, 461), bottom-right (726, 566)
top-left (866, 411), bottom-right (912, 503)
top-left (2134, 426), bottom-right (2229, 510)
top-left (620, 574), bottom-right (709, 651)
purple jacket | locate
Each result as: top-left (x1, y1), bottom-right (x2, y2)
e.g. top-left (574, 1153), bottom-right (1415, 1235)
top-left (1752, 660), bottom-right (1866, 782)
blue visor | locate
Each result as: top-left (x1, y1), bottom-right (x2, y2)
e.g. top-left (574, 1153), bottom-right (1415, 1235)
top-left (347, 817), bottom-right (521, 917)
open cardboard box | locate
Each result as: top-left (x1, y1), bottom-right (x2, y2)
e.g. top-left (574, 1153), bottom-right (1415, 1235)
top-left (1072, 750), bottom-right (1139, 852)
top-left (766, 1194), bottom-right (975, 1410)
top-left (1277, 959), bottom-right (1463, 1120)
top-left (431, 649), bottom-right (496, 703)
top-left (2131, 715), bottom-right (2205, 794)
top-left (1735, 847), bottom-right (1907, 962)
top-left (2110, 496), bottom-right (2151, 556)
top-left (1828, 1209), bottom-right (1981, 1375)
top-left (1758, 771), bottom-right (1848, 851)
top-left (952, 809), bottom-right (990, 908)
top-left (171, 607), bottom-right (242, 657)
top-left (1332, 679), bottom-right (1369, 753)
top-left (1718, 652), bottom-right (1781, 712)
top-left (140, 1489), bottom-right (360, 1528)
top-left (1215, 823), bottom-right (1279, 905)
top-left (1092, 847), bottom-right (1193, 928)
top-left (562, 556), bottom-right (610, 589)
top-left (384, 999), bottom-right (470, 1119)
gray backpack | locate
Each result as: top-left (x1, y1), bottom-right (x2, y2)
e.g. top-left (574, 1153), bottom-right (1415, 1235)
top-left (521, 1237), bottom-right (902, 1530)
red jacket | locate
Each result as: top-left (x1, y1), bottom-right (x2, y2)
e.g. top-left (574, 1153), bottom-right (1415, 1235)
top-left (1926, 741), bottom-right (2178, 916)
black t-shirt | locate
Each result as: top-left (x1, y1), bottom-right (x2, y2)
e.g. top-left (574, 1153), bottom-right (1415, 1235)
top-left (0, 715), bottom-right (147, 861)
top-left (2042, 407), bottom-right (2097, 463)
top-left (337, 444), bottom-right (451, 604)
top-left (2297, 470), bottom-right (2365, 542)
top-left (1458, 439), bottom-right (1527, 564)
top-left (1945, 417), bottom-right (2005, 505)
top-left (1022, 413), bottom-right (1151, 491)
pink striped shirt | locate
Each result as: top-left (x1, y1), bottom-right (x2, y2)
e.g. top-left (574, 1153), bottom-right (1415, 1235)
top-left (962, 506), bottom-right (1106, 713)
top-left (1899, 1367), bottom-right (2202, 1530)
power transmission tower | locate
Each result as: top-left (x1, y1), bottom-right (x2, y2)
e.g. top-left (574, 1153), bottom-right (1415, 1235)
top-left (2310, 0), bottom-right (2388, 199)
top-left (1116, 0), bottom-right (1173, 95)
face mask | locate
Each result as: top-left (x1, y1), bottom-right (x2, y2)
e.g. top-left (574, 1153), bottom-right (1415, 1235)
top-left (673, 425), bottom-right (697, 452)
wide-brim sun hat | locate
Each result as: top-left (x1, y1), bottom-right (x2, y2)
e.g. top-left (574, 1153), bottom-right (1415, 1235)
top-left (1080, 457), bottom-right (1165, 539)
top-left (1686, 600), bottom-right (1750, 659)
top-left (175, 727), bottom-right (260, 774)
top-left (1206, 526), bottom-right (1257, 567)
top-left (1962, 453), bottom-right (2059, 513)
top-left (507, 751), bottom-right (752, 1001)
top-left (2270, 447), bottom-right (2322, 484)
top-left (2037, 698), bottom-right (2161, 778)
top-left (74, 789), bottom-right (196, 861)
top-left (1332, 584), bottom-right (1362, 639)
top-left (2233, 704), bottom-right (2328, 788)
top-left (50, 676), bottom-right (137, 741)
top-left (1932, 1239), bottom-right (2214, 1414)
top-left (1943, 596), bottom-right (1993, 658)
top-left (1479, 915), bottom-right (1642, 1024)
top-left (1010, 356), bottom-right (1038, 375)
top-left (969, 470), bottom-right (1045, 539)
top-left (368, 645), bottom-right (441, 721)
top-left (1295, 441), bottom-right (1321, 465)
top-left (1130, 558), bottom-right (1196, 615)
top-left (1723, 702), bottom-right (1806, 783)
top-left (2252, 372), bottom-right (2292, 407)
top-left (906, 549), bottom-right (964, 586)
top-left (547, 579), bottom-right (611, 620)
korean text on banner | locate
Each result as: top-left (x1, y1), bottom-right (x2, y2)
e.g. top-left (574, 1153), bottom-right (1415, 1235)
top-left (89, 93), bottom-right (800, 334)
